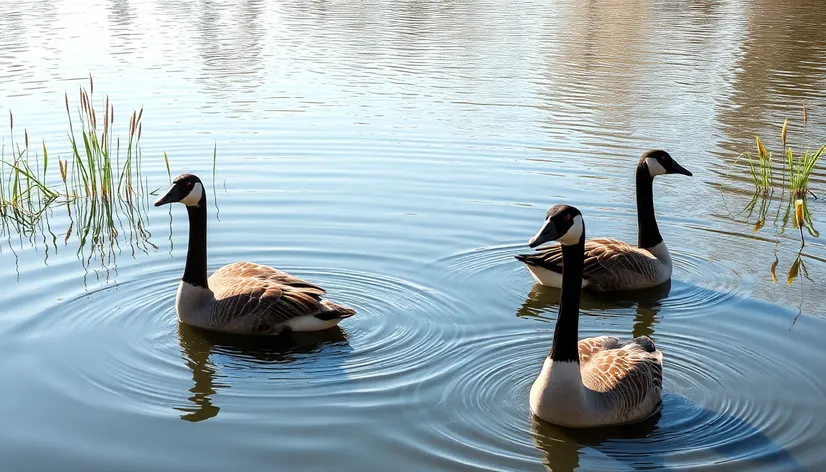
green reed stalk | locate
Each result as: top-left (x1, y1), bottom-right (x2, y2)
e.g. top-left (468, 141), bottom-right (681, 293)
top-left (788, 145), bottom-right (825, 199)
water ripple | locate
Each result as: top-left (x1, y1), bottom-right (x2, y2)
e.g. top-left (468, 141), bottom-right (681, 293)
top-left (12, 261), bottom-right (464, 423)
top-left (407, 324), bottom-right (817, 471)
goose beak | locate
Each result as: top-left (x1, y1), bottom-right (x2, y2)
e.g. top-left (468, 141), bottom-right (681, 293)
top-left (528, 219), bottom-right (559, 248)
top-left (154, 184), bottom-right (182, 207)
top-left (669, 161), bottom-right (692, 177)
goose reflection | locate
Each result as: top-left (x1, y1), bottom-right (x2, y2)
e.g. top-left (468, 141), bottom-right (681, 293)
top-left (515, 281), bottom-right (671, 339)
top-left (530, 397), bottom-right (806, 472)
top-left (175, 324), bottom-right (351, 422)
top-left (531, 412), bottom-right (661, 472)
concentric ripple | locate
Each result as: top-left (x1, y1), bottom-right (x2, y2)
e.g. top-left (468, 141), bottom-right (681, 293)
top-left (9, 259), bottom-right (464, 423)
top-left (404, 320), bottom-right (822, 472)
top-left (434, 242), bottom-right (533, 297)
top-left (436, 242), bottom-right (527, 279)
top-left (665, 251), bottom-right (753, 316)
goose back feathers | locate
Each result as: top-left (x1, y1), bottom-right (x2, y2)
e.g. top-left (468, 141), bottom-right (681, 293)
top-left (517, 150), bottom-right (691, 292)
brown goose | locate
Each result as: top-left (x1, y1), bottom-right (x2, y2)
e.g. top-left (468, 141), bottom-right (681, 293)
top-left (527, 204), bottom-right (663, 428)
top-left (516, 150), bottom-right (692, 291)
top-left (155, 174), bottom-right (355, 335)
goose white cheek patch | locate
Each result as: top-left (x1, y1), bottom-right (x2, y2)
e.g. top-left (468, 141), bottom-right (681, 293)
top-left (646, 158), bottom-right (667, 177)
top-left (180, 183), bottom-right (203, 206)
top-left (558, 215), bottom-right (583, 245)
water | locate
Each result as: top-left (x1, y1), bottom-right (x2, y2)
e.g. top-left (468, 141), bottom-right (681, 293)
top-left (1, 1), bottom-right (826, 471)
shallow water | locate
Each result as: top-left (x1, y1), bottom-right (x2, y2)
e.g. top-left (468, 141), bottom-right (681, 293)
top-left (1, 1), bottom-right (826, 471)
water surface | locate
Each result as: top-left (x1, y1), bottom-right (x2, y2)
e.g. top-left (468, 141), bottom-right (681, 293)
top-left (1, 1), bottom-right (825, 471)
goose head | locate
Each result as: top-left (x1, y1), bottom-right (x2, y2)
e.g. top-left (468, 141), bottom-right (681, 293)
top-left (529, 204), bottom-right (584, 248)
top-left (155, 174), bottom-right (204, 207)
top-left (639, 150), bottom-right (692, 178)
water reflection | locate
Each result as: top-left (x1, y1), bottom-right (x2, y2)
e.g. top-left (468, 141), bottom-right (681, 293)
top-left (194, 0), bottom-right (266, 101)
top-left (1, 193), bottom-right (158, 286)
top-left (718, 1), bottom-right (826, 150)
top-left (515, 281), bottom-right (671, 339)
top-left (176, 324), bottom-right (350, 423)
top-left (531, 412), bottom-right (661, 472)
top-left (531, 396), bottom-right (807, 472)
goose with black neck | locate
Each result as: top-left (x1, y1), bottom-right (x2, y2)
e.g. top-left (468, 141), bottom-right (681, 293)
top-left (516, 150), bottom-right (692, 292)
top-left (155, 174), bottom-right (356, 335)
top-left (526, 204), bottom-right (663, 428)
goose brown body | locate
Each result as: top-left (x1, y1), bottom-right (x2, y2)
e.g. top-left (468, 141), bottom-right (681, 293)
top-left (516, 150), bottom-right (691, 292)
top-left (157, 174), bottom-right (355, 335)
top-left (526, 204), bottom-right (663, 428)
top-left (516, 238), bottom-right (672, 291)
top-left (200, 262), bottom-right (355, 335)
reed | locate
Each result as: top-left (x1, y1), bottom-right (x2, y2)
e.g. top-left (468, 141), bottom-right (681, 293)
top-left (743, 136), bottom-right (773, 193)
top-left (739, 112), bottom-right (823, 199)
top-left (786, 145), bottom-right (825, 199)
top-left (1, 75), bottom-right (149, 228)
top-left (2, 75), bottom-right (219, 275)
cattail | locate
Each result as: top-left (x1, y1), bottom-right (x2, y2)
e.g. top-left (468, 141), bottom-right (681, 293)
top-left (59, 160), bottom-right (67, 183)
top-left (8, 110), bottom-right (12, 132)
top-left (103, 99), bottom-right (109, 137)
top-left (781, 118), bottom-right (788, 147)
top-left (136, 107), bottom-right (143, 127)
top-left (803, 103), bottom-right (808, 128)
top-left (89, 73), bottom-right (94, 96)
top-left (24, 129), bottom-right (28, 149)
top-left (64, 91), bottom-right (70, 114)
top-left (129, 111), bottom-right (136, 137)
top-left (756, 136), bottom-right (768, 158)
top-left (795, 199), bottom-right (804, 227)
top-left (795, 199), bottom-right (805, 248)
top-left (137, 122), bottom-right (142, 142)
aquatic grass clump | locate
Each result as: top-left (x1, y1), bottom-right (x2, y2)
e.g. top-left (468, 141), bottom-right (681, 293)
top-left (0, 75), bottom-right (156, 274)
top-left (0, 113), bottom-right (59, 232)
top-left (786, 145), bottom-right (825, 199)
top-left (737, 110), bottom-right (823, 199)
top-left (63, 75), bottom-right (146, 201)
top-left (1, 75), bottom-right (220, 278)
top-left (744, 136), bottom-right (773, 193)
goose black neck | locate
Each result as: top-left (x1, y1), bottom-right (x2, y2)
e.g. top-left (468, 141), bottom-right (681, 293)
top-left (182, 195), bottom-right (208, 289)
top-left (636, 166), bottom-right (663, 249)
top-left (549, 232), bottom-right (585, 363)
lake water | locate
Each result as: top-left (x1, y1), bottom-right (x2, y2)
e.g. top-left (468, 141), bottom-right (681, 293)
top-left (1, 1), bottom-right (825, 471)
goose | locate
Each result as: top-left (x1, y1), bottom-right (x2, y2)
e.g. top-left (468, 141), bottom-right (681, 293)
top-left (527, 204), bottom-right (663, 428)
top-left (155, 174), bottom-right (355, 335)
top-left (515, 150), bottom-right (692, 291)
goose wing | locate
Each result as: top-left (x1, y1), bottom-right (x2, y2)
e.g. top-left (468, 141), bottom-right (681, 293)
top-left (580, 340), bottom-right (663, 421)
top-left (211, 261), bottom-right (326, 295)
top-left (577, 335), bottom-right (622, 364)
top-left (208, 262), bottom-right (352, 333)
top-left (517, 238), bottom-right (662, 290)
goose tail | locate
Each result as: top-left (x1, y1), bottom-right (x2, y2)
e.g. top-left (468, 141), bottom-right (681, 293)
top-left (316, 300), bottom-right (357, 320)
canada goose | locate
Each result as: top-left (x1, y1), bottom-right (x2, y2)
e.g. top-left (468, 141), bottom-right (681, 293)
top-left (515, 150), bottom-right (692, 291)
top-left (155, 174), bottom-right (355, 335)
top-left (527, 204), bottom-right (663, 428)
